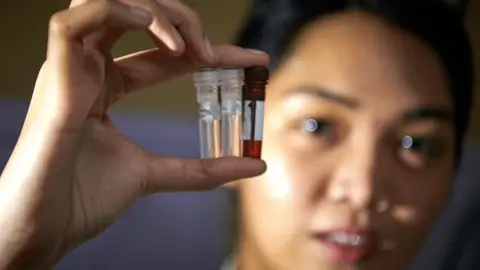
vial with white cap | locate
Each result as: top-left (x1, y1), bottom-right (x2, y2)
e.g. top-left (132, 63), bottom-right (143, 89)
top-left (194, 68), bottom-right (222, 158)
top-left (219, 68), bottom-right (244, 157)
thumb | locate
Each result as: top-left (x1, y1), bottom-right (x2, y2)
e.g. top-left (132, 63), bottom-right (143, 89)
top-left (141, 155), bottom-right (267, 194)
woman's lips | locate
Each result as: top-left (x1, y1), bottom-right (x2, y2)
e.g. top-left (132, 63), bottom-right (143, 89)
top-left (312, 228), bottom-right (380, 263)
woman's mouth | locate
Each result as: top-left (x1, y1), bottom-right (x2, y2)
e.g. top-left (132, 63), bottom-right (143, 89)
top-left (313, 229), bottom-right (380, 263)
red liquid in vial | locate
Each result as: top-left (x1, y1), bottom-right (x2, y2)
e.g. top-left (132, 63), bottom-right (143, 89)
top-left (242, 98), bottom-right (265, 158)
top-left (243, 140), bottom-right (262, 159)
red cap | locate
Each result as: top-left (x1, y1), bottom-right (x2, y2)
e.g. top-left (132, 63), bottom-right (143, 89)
top-left (245, 66), bottom-right (269, 83)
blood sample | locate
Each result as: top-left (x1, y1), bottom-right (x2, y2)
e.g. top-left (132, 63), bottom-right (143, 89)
top-left (242, 66), bottom-right (269, 159)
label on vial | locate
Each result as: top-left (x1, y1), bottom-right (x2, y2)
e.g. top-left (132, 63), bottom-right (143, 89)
top-left (222, 100), bottom-right (242, 115)
top-left (199, 101), bottom-right (221, 121)
top-left (242, 100), bottom-right (264, 140)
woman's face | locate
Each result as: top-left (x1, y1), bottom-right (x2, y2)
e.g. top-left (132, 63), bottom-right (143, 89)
top-left (238, 12), bottom-right (455, 270)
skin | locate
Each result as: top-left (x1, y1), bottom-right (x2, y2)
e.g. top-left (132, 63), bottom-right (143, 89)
top-left (236, 11), bottom-right (455, 270)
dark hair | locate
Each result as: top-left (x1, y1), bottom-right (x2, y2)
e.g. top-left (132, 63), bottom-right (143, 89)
top-left (236, 0), bottom-right (474, 164)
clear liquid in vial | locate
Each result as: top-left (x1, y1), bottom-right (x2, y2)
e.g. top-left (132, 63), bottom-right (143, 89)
top-left (222, 99), bottom-right (243, 156)
top-left (199, 101), bottom-right (222, 158)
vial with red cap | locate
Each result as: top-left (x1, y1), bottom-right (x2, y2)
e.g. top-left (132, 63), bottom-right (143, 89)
top-left (242, 66), bottom-right (269, 159)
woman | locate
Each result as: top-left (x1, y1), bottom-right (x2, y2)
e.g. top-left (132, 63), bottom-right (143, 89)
top-left (0, 1), bottom-right (473, 270)
top-left (225, 1), bottom-right (474, 269)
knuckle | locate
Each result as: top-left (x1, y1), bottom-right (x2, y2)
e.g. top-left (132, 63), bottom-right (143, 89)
top-left (142, 0), bottom-right (158, 11)
top-left (93, 0), bottom-right (116, 18)
top-left (196, 159), bottom-right (214, 183)
top-left (49, 11), bottom-right (69, 36)
top-left (196, 159), bottom-right (225, 190)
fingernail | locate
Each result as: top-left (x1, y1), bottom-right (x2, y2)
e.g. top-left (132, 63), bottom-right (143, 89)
top-left (246, 48), bottom-right (266, 55)
top-left (130, 6), bottom-right (152, 22)
top-left (204, 37), bottom-right (216, 60)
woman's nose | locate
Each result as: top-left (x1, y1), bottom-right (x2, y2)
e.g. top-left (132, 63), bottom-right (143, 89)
top-left (326, 140), bottom-right (382, 210)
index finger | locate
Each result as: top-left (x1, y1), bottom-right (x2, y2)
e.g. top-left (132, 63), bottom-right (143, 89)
top-left (47, 0), bottom-right (152, 62)
top-left (116, 44), bottom-right (270, 93)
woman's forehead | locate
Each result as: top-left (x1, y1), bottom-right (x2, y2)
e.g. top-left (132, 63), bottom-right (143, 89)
top-left (269, 11), bottom-right (450, 106)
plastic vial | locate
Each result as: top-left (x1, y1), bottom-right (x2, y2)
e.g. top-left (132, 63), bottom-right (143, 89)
top-left (219, 68), bottom-right (244, 157)
top-left (194, 68), bottom-right (222, 158)
top-left (242, 66), bottom-right (269, 159)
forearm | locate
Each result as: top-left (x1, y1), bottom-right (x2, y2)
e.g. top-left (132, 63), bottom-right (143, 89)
top-left (0, 213), bottom-right (64, 270)
top-left (0, 176), bottom-right (64, 270)
top-left (0, 125), bottom-right (74, 270)
top-left (0, 235), bottom-right (61, 270)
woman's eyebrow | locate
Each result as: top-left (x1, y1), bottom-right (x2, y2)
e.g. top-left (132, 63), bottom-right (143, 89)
top-left (284, 86), bottom-right (359, 109)
top-left (284, 87), bottom-right (453, 124)
top-left (403, 107), bottom-right (453, 123)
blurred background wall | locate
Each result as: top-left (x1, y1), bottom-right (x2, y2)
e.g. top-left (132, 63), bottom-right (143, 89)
top-left (0, 0), bottom-right (479, 138)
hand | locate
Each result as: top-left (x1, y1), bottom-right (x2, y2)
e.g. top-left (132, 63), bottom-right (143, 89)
top-left (0, 0), bottom-right (268, 268)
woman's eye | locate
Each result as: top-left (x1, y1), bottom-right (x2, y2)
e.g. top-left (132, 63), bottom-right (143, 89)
top-left (301, 118), bottom-right (336, 139)
top-left (400, 135), bottom-right (443, 167)
top-left (402, 136), bottom-right (440, 157)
